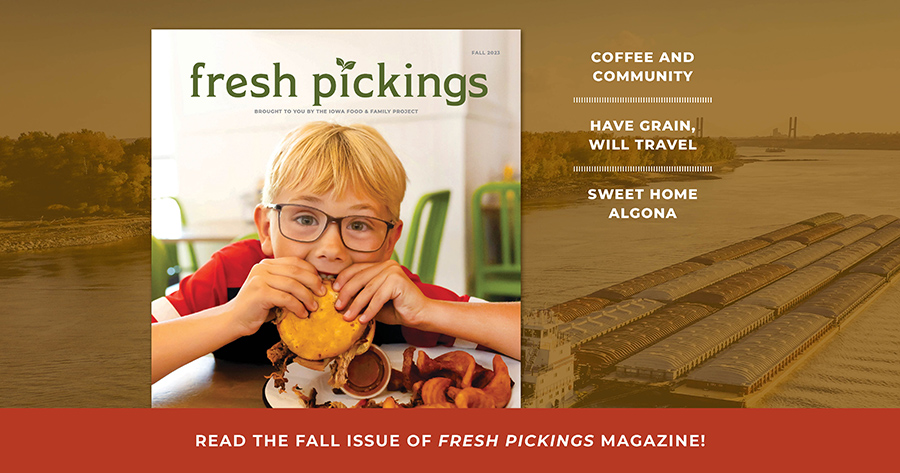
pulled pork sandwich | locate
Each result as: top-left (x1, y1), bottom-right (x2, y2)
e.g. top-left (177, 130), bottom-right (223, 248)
top-left (266, 277), bottom-right (375, 391)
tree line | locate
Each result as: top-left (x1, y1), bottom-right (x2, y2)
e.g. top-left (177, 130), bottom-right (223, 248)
top-left (0, 130), bottom-right (150, 218)
top-left (802, 132), bottom-right (900, 150)
top-left (522, 131), bottom-right (736, 181)
top-left (731, 132), bottom-right (900, 150)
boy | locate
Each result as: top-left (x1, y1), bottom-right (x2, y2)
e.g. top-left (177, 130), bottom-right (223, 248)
top-left (151, 122), bottom-right (520, 383)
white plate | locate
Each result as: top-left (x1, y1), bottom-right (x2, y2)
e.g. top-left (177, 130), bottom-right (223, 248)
top-left (263, 344), bottom-right (521, 408)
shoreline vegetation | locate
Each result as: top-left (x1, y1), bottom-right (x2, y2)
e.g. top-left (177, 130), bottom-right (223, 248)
top-left (0, 130), bottom-right (150, 219)
top-left (522, 131), bottom-right (739, 204)
top-left (730, 132), bottom-right (900, 150)
top-left (0, 129), bottom-right (151, 253)
top-left (521, 131), bottom-right (899, 204)
top-left (0, 215), bottom-right (150, 253)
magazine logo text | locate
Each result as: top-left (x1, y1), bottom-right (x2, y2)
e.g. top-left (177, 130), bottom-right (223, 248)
top-left (190, 59), bottom-right (489, 106)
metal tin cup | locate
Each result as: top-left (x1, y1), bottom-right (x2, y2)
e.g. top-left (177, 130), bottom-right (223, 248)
top-left (340, 345), bottom-right (391, 399)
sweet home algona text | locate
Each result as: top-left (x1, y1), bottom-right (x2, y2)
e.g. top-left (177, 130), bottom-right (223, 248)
top-left (587, 188), bottom-right (698, 219)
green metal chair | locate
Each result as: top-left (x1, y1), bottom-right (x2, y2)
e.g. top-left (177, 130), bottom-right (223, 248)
top-left (471, 182), bottom-right (521, 300)
top-left (402, 190), bottom-right (451, 285)
top-left (151, 236), bottom-right (172, 300)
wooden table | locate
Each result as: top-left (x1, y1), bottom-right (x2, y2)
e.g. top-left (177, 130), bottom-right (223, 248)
top-left (152, 354), bottom-right (273, 408)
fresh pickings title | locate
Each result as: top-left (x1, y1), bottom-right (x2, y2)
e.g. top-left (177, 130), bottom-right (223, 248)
top-left (190, 58), bottom-right (489, 106)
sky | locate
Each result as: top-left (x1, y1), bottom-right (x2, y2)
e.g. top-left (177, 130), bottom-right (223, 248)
top-left (1, 0), bottom-right (898, 138)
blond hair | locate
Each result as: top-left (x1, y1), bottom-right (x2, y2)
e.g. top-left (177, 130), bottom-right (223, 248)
top-left (262, 122), bottom-right (408, 219)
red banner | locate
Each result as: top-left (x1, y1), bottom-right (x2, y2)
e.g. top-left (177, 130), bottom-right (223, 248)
top-left (1, 408), bottom-right (892, 470)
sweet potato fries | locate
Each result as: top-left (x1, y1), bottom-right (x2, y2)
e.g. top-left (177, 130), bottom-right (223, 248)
top-left (291, 347), bottom-right (514, 408)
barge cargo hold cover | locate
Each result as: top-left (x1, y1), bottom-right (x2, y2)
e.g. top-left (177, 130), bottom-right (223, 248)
top-left (858, 222), bottom-right (900, 247)
top-left (575, 302), bottom-right (713, 371)
top-left (635, 260), bottom-right (751, 302)
top-left (615, 304), bottom-right (774, 382)
top-left (755, 223), bottom-right (810, 243)
top-left (688, 239), bottom-right (769, 265)
top-left (736, 240), bottom-right (804, 267)
top-left (683, 312), bottom-right (832, 395)
top-left (858, 214), bottom-right (898, 230)
top-left (785, 223), bottom-right (844, 245)
top-left (772, 241), bottom-right (842, 270)
top-left (547, 296), bottom-right (611, 322)
top-left (589, 261), bottom-right (707, 302)
top-left (789, 272), bottom-right (884, 323)
top-left (680, 264), bottom-right (792, 308)
top-left (740, 265), bottom-right (839, 316)
top-left (850, 239), bottom-right (900, 277)
top-left (810, 241), bottom-right (880, 273)
top-left (831, 214), bottom-right (870, 229)
top-left (558, 298), bottom-right (666, 346)
top-left (819, 226), bottom-right (874, 247)
top-left (799, 212), bottom-right (843, 227)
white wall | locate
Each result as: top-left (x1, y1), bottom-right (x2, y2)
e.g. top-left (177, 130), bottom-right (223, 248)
top-left (152, 30), bottom-right (520, 295)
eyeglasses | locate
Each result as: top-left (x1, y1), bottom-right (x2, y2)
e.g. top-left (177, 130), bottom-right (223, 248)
top-left (263, 203), bottom-right (395, 253)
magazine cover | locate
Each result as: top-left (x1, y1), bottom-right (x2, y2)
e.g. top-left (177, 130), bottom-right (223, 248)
top-left (150, 29), bottom-right (522, 408)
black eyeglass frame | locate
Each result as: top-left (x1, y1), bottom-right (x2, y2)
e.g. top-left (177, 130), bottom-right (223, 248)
top-left (263, 203), bottom-right (396, 253)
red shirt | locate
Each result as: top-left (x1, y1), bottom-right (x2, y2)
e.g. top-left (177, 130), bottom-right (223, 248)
top-left (152, 239), bottom-right (470, 363)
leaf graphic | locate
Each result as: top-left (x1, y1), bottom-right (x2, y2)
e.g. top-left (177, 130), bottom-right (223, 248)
top-left (344, 61), bottom-right (356, 70)
top-left (336, 58), bottom-right (344, 68)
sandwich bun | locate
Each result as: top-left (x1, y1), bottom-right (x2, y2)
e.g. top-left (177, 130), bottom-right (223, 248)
top-left (275, 279), bottom-right (368, 361)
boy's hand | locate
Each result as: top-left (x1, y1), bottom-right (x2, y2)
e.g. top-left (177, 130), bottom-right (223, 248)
top-left (333, 260), bottom-right (432, 326)
top-left (227, 257), bottom-right (326, 336)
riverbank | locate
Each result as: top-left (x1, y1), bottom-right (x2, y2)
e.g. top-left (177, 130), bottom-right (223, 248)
top-left (523, 158), bottom-right (747, 205)
top-left (0, 215), bottom-right (150, 253)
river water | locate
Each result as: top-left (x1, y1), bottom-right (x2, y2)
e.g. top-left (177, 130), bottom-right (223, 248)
top-left (523, 148), bottom-right (900, 408)
top-left (0, 236), bottom-right (149, 407)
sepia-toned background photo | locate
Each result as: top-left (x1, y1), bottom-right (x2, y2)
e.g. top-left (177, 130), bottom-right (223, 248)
top-left (1, 0), bottom-right (898, 408)
top-left (518, 2), bottom-right (900, 407)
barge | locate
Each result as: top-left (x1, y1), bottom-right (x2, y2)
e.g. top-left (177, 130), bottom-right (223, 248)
top-left (527, 212), bottom-right (900, 407)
